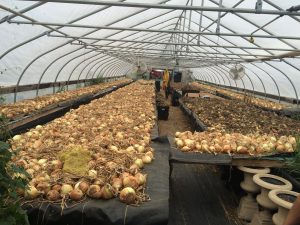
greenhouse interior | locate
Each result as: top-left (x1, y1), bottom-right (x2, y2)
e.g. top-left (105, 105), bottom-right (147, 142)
top-left (1, 0), bottom-right (300, 225)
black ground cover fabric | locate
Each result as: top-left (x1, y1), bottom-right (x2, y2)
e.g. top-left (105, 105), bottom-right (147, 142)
top-left (24, 136), bottom-right (170, 225)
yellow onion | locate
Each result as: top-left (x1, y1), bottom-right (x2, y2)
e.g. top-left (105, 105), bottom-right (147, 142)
top-left (112, 178), bottom-right (123, 191)
top-left (47, 190), bottom-right (60, 201)
top-left (135, 173), bottom-right (146, 185)
top-left (134, 159), bottom-right (144, 169)
top-left (52, 184), bottom-right (62, 192)
top-left (12, 135), bottom-right (22, 141)
top-left (25, 185), bottom-right (39, 199)
top-left (101, 184), bottom-right (114, 199)
top-left (70, 189), bottom-right (84, 201)
top-left (119, 187), bottom-right (136, 204)
top-left (129, 164), bottom-right (139, 175)
top-left (88, 169), bottom-right (98, 179)
top-left (75, 181), bottom-right (89, 193)
top-left (123, 176), bottom-right (139, 189)
top-left (36, 182), bottom-right (51, 194)
top-left (87, 185), bottom-right (102, 199)
top-left (142, 155), bottom-right (152, 164)
top-left (61, 184), bottom-right (73, 195)
top-left (145, 151), bottom-right (154, 159)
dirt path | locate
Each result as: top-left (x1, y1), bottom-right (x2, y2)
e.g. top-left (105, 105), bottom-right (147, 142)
top-left (158, 104), bottom-right (193, 137)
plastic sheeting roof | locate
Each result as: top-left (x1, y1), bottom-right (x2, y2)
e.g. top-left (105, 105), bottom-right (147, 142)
top-left (0, 0), bottom-right (300, 101)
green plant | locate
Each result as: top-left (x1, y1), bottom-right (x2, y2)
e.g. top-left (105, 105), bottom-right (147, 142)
top-left (56, 86), bottom-right (66, 93)
top-left (0, 141), bottom-right (29, 225)
top-left (286, 136), bottom-right (300, 181)
top-left (0, 114), bottom-right (11, 142)
top-left (90, 76), bottom-right (104, 85)
top-left (0, 95), bottom-right (5, 104)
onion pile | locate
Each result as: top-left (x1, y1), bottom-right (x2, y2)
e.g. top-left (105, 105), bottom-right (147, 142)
top-left (10, 81), bottom-right (156, 205)
top-left (0, 79), bottom-right (131, 120)
top-left (183, 97), bottom-right (300, 136)
top-left (193, 82), bottom-right (285, 110)
top-left (175, 131), bottom-right (296, 155)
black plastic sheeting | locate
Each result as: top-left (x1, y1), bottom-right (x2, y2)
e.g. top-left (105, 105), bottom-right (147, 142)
top-left (24, 137), bottom-right (170, 225)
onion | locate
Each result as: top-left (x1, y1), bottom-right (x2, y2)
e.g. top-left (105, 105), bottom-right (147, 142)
top-left (181, 146), bottom-right (190, 152)
top-left (137, 145), bottom-right (145, 153)
top-left (126, 146), bottom-right (135, 153)
top-left (75, 181), bottom-right (89, 193)
top-left (52, 184), bottom-right (62, 192)
top-left (61, 184), bottom-right (73, 195)
top-left (129, 164), bottom-right (139, 175)
top-left (88, 169), bottom-right (98, 179)
top-left (135, 173), bottom-right (146, 185)
top-left (70, 189), bottom-right (84, 201)
top-left (12, 135), bottom-right (22, 141)
top-left (112, 178), bottom-right (122, 191)
top-left (142, 155), bottom-right (152, 164)
top-left (175, 139), bottom-right (184, 148)
top-left (87, 185), bottom-right (102, 199)
top-left (50, 160), bottom-right (63, 169)
top-left (145, 151), bottom-right (154, 159)
top-left (175, 132), bottom-right (181, 138)
top-left (119, 187), bottom-right (136, 204)
top-left (134, 159), bottom-right (144, 169)
top-left (38, 159), bottom-right (47, 165)
top-left (47, 190), bottom-right (60, 201)
top-left (93, 178), bottom-right (105, 186)
top-left (36, 182), bottom-right (51, 194)
top-left (110, 145), bottom-right (118, 151)
top-left (102, 184), bottom-right (114, 199)
top-left (123, 176), bottom-right (139, 189)
top-left (26, 168), bottom-right (35, 176)
top-left (36, 125), bottom-right (43, 130)
top-left (25, 185), bottom-right (39, 199)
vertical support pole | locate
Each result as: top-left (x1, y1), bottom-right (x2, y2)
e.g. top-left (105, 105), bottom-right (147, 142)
top-left (216, 0), bottom-right (223, 34)
top-left (187, 0), bottom-right (193, 52)
top-left (197, 0), bottom-right (204, 45)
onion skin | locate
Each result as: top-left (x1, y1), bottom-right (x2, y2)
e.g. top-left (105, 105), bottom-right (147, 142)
top-left (101, 184), bottom-right (114, 199)
top-left (70, 189), bottom-right (84, 201)
top-left (52, 184), bottom-right (62, 192)
top-left (123, 176), bottom-right (139, 189)
top-left (36, 182), bottom-right (51, 194)
top-left (134, 159), bottom-right (144, 169)
top-left (61, 184), bottom-right (73, 195)
top-left (24, 185), bottom-right (39, 200)
top-left (135, 173), bottom-right (146, 186)
top-left (119, 187), bottom-right (136, 204)
top-left (47, 190), bottom-right (60, 201)
top-left (112, 178), bottom-right (123, 191)
top-left (87, 185), bottom-right (102, 199)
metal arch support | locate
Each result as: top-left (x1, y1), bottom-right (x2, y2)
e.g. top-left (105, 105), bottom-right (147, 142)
top-left (204, 67), bottom-right (225, 85)
top-left (265, 62), bottom-right (299, 105)
top-left (251, 63), bottom-right (281, 102)
top-left (0, 2), bottom-right (126, 60)
top-left (91, 59), bottom-right (121, 79)
top-left (14, 42), bottom-right (74, 102)
top-left (11, 1), bottom-right (174, 102)
top-left (211, 65), bottom-right (237, 88)
top-left (98, 60), bottom-right (124, 79)
top-left (243, 65), bottom-right (267, 99)
top-left (37, 49), bottom-right (95, 96)
top-left (67, 53), bottom-right (103, 87)
top-left (53, 50), bottom-right (95, 93)
top-left (77, 55), bottom-right (111, 81)
top-left (104, 62), bottom-right (125, 77)
top-left (83, 56), bottom-right (115, 80)
top-left (203, 68), bottom-right (220, 84)
top-left (108, 63), bottom-right (128, 77)
top-left (208, 66), bottom-right (233, 87)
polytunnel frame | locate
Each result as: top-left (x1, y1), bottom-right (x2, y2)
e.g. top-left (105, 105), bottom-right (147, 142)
top-left (7, 2), bottom-right (181, 101)
top-left (0, 1), bottom-right (299, 104)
